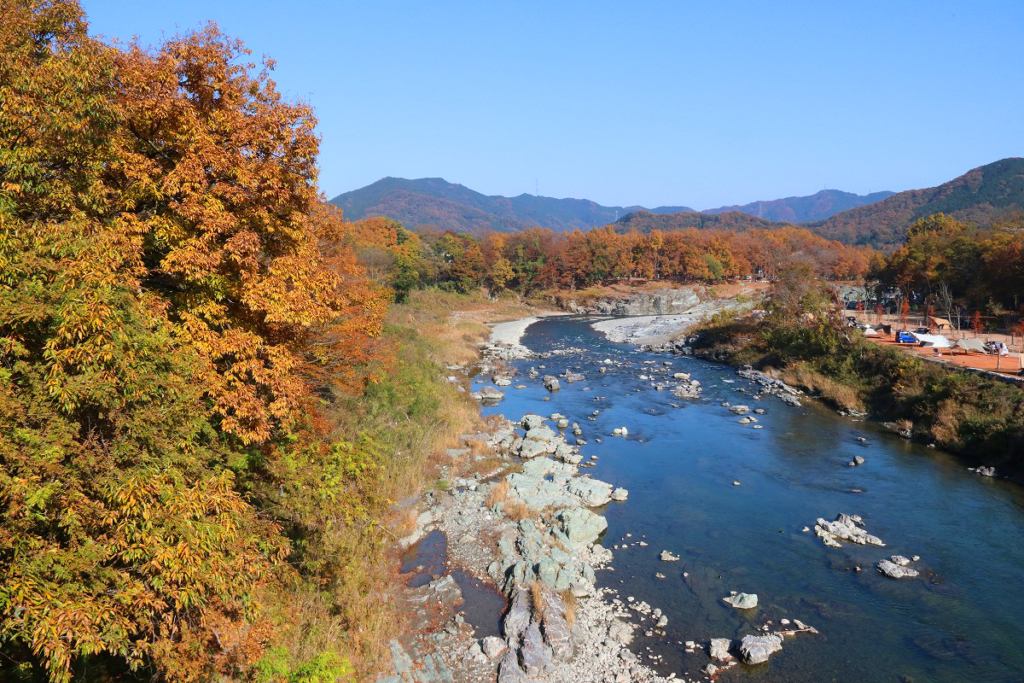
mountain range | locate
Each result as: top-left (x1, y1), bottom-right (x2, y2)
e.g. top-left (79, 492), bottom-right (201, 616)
top-left (328, 179), bottom-right (878, 235)
top-left (329, 158), bottom-right (1024, 247)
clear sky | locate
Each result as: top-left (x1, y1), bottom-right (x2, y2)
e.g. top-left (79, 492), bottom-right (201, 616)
top-left (81, 0), bottom-right (1024, 209)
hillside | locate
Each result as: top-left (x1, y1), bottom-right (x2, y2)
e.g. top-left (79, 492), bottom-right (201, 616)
top-left (331, 161), bottom-right (1024, 247)
top-left (704, 189), bottom-right (895, 223)
top-left (329, 177), bottom-right (659, 233)
top-left (329, 177), bottom-right (890, 235)
top-left (810, 158), bottom-right (1024, 246)
top-left (611, 209), bottom-right (786, 234)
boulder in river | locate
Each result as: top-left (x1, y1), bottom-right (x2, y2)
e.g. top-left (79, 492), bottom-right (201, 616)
top-left (877, 556), bottom-right (920, 579)
top-left (542, 375), bottom-right (560, 392)
top-left (659, 550), bottom-right (680, 562)
top-left (723, 593), bottom-right (758, 609)
top-left (521, 414), bottom-right (547, 430)
top-left (472, 386), bottom-right (504, 402)
top-left (556, 508), bottom-right (608, 549)
top-left (739, 634), bottom-right (782, 664)
top-left (814, 513), bottom-right (885, 548)
top-left (709, 638), bottom-right (734, 661)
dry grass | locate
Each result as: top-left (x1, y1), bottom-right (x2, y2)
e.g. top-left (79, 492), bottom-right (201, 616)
top-left (530, 582), bottom-right (546, 620)
top-left (779, 363), bottom-right (865, 412)
top-left (466, 454), bottom-right (503, 478)
top-left (391, 507), bottom-right (419, 539)
top-left (559, 588), bottom-right (577, 626)
top-left (502, 500), bottom-right (534, 522)
top-left (483, 414), bottom-right (506, 431)
top-left (931, 399), bottom-right (964, 444)
top-left (464, 436), bottom-right (489, 457)
top-left (387, 288), bottom-right (539, 367)
top-left (486, 480), bottom-right (510, 508)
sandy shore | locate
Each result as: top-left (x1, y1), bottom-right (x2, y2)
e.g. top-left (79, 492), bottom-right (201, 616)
top-left (488, 316), bottom-right (542, 346)
top-left (592, 299), bottom-right (752, 346)
top-left (487, 311), bottom-right (565, 354)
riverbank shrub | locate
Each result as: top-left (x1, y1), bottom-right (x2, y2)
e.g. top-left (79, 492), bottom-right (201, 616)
top-left (693, 302), bottom-right (1024, 479)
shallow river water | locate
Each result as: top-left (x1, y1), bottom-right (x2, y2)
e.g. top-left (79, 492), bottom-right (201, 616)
top-left (481, 317), bottom-right (1024, 683)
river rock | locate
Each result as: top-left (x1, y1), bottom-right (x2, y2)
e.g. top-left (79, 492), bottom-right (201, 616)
top-left (557, 508), bottom-right (608, 549)
top-left (482, 635), bottom-right (506, 659)
top-left (608, 620), bottom-right (633, 645)
top-left (976, 466), bottom-right (996, 477)
top-left (542, 375), bottom-right (560, 392)
top-left (566, 477), bottom-right (614, 507)
top-left (522, 414), bottom-right (547, 430)
top-left (739, 633), bottom-right (783, 664)
top-left (709, 638), bottom-right (734, 661)
top-left (519, 426), bottom-right (558, 459)
top-left (659, 550), bottom-right (680, 562)
top-left (520, 622), bottom-right (553, 676)
top-left (878, 557), bottom-right (919, 579)
top-left (565, 372), bottom-right (585, 383)
top-left (611, 487), bottom-right (629, 501)
top-left (723, 592), bottom-right (758, 609)
top-left (473, 386), bottom-right (504, 402)
top-left (729, 405), bottom-right (751, 414)
top-left (815, 513), bottom-right (885, 547)
top-left (494, 376), bottom-right (512, 387)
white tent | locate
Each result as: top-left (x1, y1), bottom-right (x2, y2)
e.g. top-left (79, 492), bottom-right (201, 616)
top-left (863, 326), bottom-right (880, 337)
top-left (912, 332), bottom-right (953, 348)
top-left (954, 338), bottom-right (987, 354)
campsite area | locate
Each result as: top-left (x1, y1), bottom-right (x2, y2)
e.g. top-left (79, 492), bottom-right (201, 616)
top-left (853, 312), bottom-right (1024, 380)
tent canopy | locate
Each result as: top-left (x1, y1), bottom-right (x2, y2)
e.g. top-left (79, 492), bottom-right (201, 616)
top-left (863, 326), bottom-right (880, 337)
top-left (954, 338), bottom-right (987, 353)
top-left (912, 332), bottom-right (953, 348)
top-left (929, 316), bottom-right (954, 329)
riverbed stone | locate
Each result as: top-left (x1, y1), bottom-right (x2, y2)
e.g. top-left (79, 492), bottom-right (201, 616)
top-left (739, 633), bottom-right (783, 664)
top-left (878, 558), bottom-right (919, 579)
top-left (520, 622), bottom-right (553, 676)
top-left (815, 513), bottom-right (885, 547)
top-left (723, 592), bottom-right (758, 609)
top-left (710, 638), bottom-right (733, 661)
top-left (521, 414), bottom-right (547, 430)
top-left (557, 508), bottom-right (608, 549)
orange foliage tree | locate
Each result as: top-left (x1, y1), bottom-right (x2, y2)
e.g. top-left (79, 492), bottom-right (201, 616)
top-left (0, 3), bottom-right (388, 680)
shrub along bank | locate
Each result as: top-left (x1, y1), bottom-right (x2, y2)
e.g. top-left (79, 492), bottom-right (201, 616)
top-left (690, 271), bottom-right (1024, 481)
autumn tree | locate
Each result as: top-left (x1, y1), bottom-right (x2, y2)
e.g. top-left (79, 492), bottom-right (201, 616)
top-left (0, 3), bottom-right (388, 680)
top-left (450, 242), bottom-right (485, 293)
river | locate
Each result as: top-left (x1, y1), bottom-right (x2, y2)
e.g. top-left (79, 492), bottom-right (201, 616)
top-left (479, 316), bottom-right (1024, 683)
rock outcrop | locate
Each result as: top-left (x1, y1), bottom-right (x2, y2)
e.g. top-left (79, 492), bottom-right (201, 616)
top-left (814, 513), bottom-right (885, 548)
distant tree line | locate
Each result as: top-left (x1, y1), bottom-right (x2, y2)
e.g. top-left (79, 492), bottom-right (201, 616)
top-left (346, 219), bottom-right (875, 298)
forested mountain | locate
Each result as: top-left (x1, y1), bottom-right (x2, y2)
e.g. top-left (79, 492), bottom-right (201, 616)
top-left (329, 177), bottom-right (660, 233)
top-left (809, 158), bottom-right (1024, 246)
top-left (329, 177), bottom-right (891, 235)
top-left (611, 210), bottom-right (786, 234)
top-left (704, 189), bottom-right (895, 223)
top-left (333, 161), bottom-right (1024, 248)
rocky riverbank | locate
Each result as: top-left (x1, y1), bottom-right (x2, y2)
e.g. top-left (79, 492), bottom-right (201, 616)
top-left (375, 315), bottom-right (829, 682)
top-left (589, 299), bottom-right (755, 349)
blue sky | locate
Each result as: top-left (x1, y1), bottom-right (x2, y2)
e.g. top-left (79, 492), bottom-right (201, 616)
top-left (81, 1), bottom-right (1024, 209)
